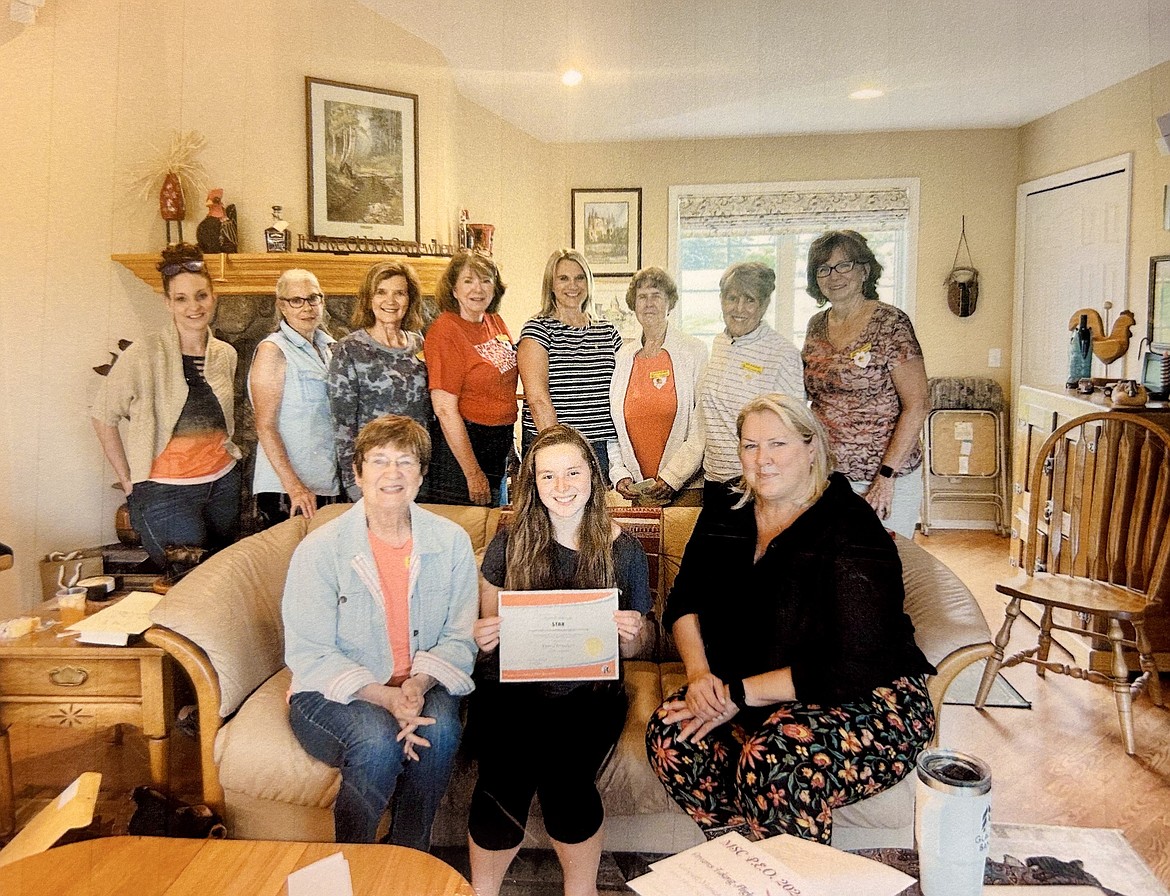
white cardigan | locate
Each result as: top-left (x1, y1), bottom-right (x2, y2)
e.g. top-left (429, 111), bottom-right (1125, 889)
top-left (608, 324), bottom-right (708, 491)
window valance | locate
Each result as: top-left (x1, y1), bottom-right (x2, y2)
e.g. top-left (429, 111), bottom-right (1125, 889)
top-left (677, 187), bottom-right (913, 237)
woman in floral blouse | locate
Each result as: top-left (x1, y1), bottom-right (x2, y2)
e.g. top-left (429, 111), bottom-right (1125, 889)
top-left (801, 230), bottom-right (929, 537)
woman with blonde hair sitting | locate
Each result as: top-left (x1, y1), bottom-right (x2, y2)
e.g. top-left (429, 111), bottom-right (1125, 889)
top-left (646, 393), bottom-right (934, 843)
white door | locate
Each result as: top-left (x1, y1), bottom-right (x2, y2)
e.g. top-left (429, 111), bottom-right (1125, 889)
top-left (1014, 154), bottom-right (1131, 389)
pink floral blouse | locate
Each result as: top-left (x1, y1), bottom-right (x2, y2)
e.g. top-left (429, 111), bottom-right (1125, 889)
top-left (802, 302), bottom-right (924, 481)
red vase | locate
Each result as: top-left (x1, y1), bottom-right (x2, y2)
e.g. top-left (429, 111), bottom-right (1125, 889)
top-left (159, 172), bottom-right (185, 222)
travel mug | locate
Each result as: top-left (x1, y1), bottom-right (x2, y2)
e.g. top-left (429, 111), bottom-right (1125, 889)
top-left (914, 748), bottom-right (992, 896)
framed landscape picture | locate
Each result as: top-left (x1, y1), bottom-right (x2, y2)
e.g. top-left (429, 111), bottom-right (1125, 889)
top-left (306, 77), bottom-right (419, 242)
top-left (571, 188), bottom-right (642, 276)
top-left (1150, 255), bottom-right (1170, 350)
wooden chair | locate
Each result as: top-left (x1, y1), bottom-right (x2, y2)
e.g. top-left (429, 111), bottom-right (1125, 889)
top-left (975, 412), bottom-right (1170, 753)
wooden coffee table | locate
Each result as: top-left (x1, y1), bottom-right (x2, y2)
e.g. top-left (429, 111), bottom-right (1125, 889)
top-left (0, 836), bottom-right (474, 895)
top-left (0, 609), bottom-right (173, 837)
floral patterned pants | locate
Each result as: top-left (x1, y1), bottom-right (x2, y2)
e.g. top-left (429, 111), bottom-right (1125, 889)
top-left (646, 675), bottom-right (935, 844)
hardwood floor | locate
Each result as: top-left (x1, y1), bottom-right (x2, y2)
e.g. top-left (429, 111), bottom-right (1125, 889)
top-left (6, 529), bottom-right (1169, 890)
top-left (917, 529), bottom-right (1170, 889)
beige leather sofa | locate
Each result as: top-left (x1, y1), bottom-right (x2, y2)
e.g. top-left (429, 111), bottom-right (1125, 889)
top-left (147, 503), bottom-right (992, 852)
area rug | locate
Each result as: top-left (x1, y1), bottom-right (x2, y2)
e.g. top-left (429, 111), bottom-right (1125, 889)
top-left (862, 823), bottom-right (1168, 896)
top-left (943, 658), bottom-right (1031, 708)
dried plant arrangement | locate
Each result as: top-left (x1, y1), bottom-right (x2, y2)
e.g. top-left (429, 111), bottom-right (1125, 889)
top-left (128, 130), bottom-right (208, 245)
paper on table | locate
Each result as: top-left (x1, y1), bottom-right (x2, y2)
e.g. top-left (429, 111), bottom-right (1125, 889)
top-left (639, 832), bottom-right (823, 895)
top-left (754, 833), bottom-right (915, 896)
top-left (287, 851), bottom-right (354, 896)
top-left (66, 591), bottom-right (161, 645)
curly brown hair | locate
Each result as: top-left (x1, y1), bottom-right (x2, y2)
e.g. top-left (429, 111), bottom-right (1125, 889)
top-left (435, 250), bottom-right (506, 315)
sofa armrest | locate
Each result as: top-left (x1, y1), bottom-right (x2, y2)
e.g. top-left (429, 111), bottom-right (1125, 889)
top-left (144, 625), bottom-right (227, 816)
top-left (927, 642), bottom-right (994, 745)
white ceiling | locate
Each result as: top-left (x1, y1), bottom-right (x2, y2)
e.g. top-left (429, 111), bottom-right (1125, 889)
top-left (363, 0), bottom-right (1170, 144)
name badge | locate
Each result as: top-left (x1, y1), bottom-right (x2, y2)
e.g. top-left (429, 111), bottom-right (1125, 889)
top-left (851, 343), bottom-right (872, 368)
top-left (649, 369), bottom-right (670, 389)
top-left (741, 361), bottom-right (764, 375)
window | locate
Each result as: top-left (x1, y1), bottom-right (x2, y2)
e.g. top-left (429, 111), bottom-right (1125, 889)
top-left (668, 180), bottom-right (919, 351)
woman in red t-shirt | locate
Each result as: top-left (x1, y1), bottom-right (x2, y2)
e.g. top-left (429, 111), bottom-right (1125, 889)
top-left (424, 251), bottom-right (518, 505)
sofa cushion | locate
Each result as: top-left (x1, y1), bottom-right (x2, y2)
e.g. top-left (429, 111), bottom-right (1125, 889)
top-left (152, 518), bottom-right (309, 718)
top-left (893, 535), bottom-right (991, 667)
top-left (598, 660), bottom-right (679, 816)
top-left (215, 667), bottom-right (340, 809)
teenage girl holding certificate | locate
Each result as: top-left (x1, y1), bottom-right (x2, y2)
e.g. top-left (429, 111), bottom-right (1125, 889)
top-left (468, 424), bottom-right (650, 896)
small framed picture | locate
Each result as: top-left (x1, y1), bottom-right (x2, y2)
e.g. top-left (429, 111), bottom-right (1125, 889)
top-left (571, 188), bottom-right (642, 277)
top-left (305, 77), bottom-right (420, 242)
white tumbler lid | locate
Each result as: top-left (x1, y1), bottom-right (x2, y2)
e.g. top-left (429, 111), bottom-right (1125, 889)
top-left (916, 748), bottom-right (991, 796)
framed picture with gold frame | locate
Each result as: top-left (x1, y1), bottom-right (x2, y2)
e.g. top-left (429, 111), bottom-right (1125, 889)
top-left (305, 77), bottom-right (419, 242)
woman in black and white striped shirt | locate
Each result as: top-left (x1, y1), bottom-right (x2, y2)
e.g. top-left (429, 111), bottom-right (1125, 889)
top-left (517, 249), bottom-right (622, 470)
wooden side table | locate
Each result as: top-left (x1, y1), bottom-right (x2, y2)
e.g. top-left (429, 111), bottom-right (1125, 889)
top-left (0, 610), bottom-right (173, 837)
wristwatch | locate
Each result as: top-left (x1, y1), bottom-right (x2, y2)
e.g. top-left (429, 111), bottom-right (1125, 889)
top-left (878, 464), bottom-right (895, 479)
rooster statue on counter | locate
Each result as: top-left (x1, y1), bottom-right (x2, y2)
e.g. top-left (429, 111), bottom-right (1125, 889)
top-left (1067, 305), bottom-right (1136, 366)
top-left (196, 188), bottom-right (238, 254)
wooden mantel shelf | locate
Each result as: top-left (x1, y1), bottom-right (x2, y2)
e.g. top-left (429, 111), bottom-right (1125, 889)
top-left (111, 251), bottom-right (451, 296)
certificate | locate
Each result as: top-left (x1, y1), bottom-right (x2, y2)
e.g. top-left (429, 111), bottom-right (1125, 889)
top-left (498, 588), bottom-right (619, 682)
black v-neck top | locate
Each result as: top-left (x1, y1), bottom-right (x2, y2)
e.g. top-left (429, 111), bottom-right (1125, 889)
top-left (663, 473), bottom-right (934, 704)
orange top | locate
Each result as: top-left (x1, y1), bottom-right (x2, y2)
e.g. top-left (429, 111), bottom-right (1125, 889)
top-left (367, 531), bottom-right (413, 685)
top-left (624, 350), bottom-right (678, 479)
top-left (149, 433), bottom-right (233, 481)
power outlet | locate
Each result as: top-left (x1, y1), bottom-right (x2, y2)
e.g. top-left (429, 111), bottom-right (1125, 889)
top-left (988, 348), bottom-right (1003, 368)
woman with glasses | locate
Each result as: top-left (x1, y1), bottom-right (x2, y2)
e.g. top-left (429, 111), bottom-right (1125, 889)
top-left (801, 230), bottom-right (929, 537)
top-left (283, 414), bottom-right (478, 845)
top-left (90, 243), bottom-right (240, 572)
top-left (248, 269), bottom-right (339, 529)
top-left (424, 250), bottom-right (517, 506)
top-left (328, 261), bottom-right (431, 502)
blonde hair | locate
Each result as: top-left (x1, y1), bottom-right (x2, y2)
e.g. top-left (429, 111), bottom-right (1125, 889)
top-left (504, 425), bottom-right (614, 591)
top-left (733, 393), bottom-right (832, 508)
top-left (538, 249), bottom-right (594, 318)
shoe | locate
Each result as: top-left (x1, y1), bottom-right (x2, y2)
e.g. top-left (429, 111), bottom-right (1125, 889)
top-left (176, 704), bottom-right (199, 738)
top-left (152, 545), bottom-right (207, 594)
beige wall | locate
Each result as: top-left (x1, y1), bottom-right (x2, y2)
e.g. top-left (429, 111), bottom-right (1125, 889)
top-left (0, 0), bottom-right (466, 616)
top-left (550, 130), bottom-right (1020, 387)
top-left (1019, 59), bottom-right (1170, 375)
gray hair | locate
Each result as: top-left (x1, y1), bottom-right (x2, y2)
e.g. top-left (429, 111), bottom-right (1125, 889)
top-left (273, 269), bottom-right (326, 329)
top-left (719, 261), bottom-right (775, 310)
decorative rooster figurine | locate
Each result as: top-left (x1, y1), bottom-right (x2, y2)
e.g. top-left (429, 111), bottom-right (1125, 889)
top-left (197, 189), bottom-right (238, 253)
top-left (1067, 307), bottom-right (1135, 365)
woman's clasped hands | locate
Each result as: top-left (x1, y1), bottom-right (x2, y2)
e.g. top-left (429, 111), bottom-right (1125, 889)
top-left (361, 680), bottom-right (435, 761)
top-left (661, 671), bottom-right (739, 744)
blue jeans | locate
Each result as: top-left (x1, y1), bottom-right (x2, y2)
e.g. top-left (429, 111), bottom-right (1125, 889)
top-left (289, 686), bottom-right (462, 846)
top-left (128, 466), bottom-right (241, 569)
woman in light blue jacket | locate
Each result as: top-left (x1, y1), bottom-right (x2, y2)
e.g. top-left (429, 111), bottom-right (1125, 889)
top-left (283, 415), bottom-right (478, 846)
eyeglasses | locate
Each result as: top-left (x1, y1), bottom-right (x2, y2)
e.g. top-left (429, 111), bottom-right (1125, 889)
top-left (815, 260), bottom-right (859, 278)
top-left (160, 259), bottom-right (206, 277)
top-left (280, 293), bottom-right (324, 308)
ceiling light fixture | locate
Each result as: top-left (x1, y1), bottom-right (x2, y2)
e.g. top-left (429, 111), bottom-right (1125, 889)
top-left (850, 87), bottom-right (884, 100)
top-left (561, 69), bottom-right (583, 87)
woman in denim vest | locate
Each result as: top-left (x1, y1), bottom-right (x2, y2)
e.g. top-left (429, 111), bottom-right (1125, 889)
top-left (249, 269), bottom-right (339, 529)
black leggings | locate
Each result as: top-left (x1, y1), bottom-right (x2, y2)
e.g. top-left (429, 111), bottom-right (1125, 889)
top-left (467, 679), bottom-right (627, 849)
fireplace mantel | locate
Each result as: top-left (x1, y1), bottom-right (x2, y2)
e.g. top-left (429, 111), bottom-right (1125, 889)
top-left (111, 251), bottom-right (451, 296)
